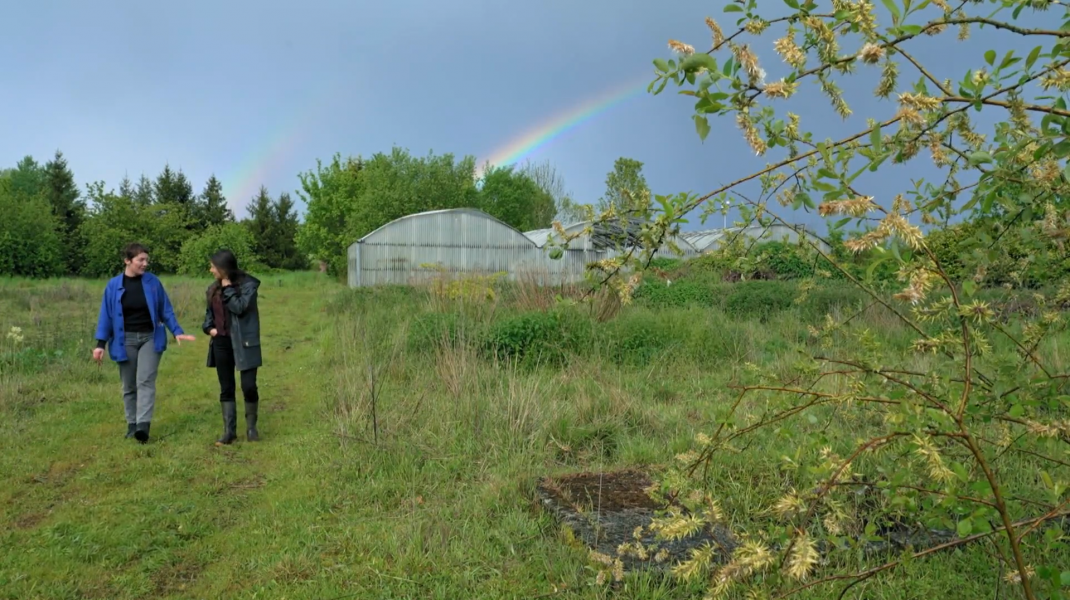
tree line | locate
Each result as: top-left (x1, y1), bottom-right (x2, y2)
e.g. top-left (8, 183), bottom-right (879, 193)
top-left (0, 145), bottom-right (653, 279)
top-left (0, 151), bottom-right (302, 278)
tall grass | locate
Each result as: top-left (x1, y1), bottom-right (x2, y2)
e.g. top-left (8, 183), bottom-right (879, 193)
top-left (2, 270), bottom-right (1065, 598)
top-left (318, 273), bottom-right (1070, 597)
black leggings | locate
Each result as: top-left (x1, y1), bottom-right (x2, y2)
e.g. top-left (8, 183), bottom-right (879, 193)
top-left (213, 336), bottom-right (259, 403)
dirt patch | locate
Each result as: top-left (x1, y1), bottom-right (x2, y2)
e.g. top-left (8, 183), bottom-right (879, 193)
top-left (266, 401), bottom-right (287, 413)
top-left (540, 469), bottom-right (660, 512)
top-left (535, 469), bottom-right (737, 572)
top-left (153, 559), bottom-right (205, 596)
top-left (12, 510), bottom-right (48, 530)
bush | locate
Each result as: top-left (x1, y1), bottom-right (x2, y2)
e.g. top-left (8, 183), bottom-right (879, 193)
top-left (757, 241), bottom-right (813, 279)
top-left (634, 277), bottom-right (716, 308)
top-left (177, 223), bottom-right (260, 276)
top-left (484, 310), bottom-right (562, 363)
top-left (0, 178), bottom-right (63, 278)
top-left (724, 281), bottom-right (798, 320)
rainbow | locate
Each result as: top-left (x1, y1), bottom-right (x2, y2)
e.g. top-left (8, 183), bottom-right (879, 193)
top-left (475, 73), bottom-right (652, 178)
top-left (223, 83), bottom-right (340, 213)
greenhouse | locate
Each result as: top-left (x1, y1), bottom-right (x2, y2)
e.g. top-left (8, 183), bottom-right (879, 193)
top-left (682, 224), bottom-right (828, 254)
top-left (346, 208), bottom-right (701, 287)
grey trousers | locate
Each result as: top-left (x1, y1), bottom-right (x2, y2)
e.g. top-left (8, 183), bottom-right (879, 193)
top-left (118, 331), bottom-right (162, 424)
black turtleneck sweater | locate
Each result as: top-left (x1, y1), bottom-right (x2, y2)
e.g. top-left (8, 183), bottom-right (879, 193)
top-left (96, 275), bottom-right (154, 349)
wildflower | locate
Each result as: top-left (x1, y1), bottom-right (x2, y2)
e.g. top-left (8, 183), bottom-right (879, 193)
top-left (744, 19), bottom-right (769, 35)
top-left (705, 17), bottom-right (725, 47)
top-left (763, 79), bottom-right (798, 99)
top-left (772, 489), bottom-right (807, 520)
top-left (736, 113), bottom-right (767, 156)
top-left (774, 34), bottom-right (806, 68)
top-left (898, 92), bottom-right (943, 111)
top-left (1005, 565), bottom-right (1035, 585)
top-left (785, 534), bottom-right (819, 580)
top-left (896, 106), bottom-right (926, 126)
top-left (733, 43), bottom-right (765, 83)
top-left (818, 196), bottom-right (876, 218)
top-left (858, 42), bottom-right (885, 64)
top-left (669, 39), bottom-right (695, 56)
top-left (913, 435), bottom-right (955, 483)
top-left (6, 326), bottom-right (24, 345)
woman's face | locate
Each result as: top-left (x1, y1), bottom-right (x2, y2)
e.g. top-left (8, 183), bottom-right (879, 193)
top-left (209, 262), bottom-right (224, 281)
top-left (124, 252), bottom-right (149, 275)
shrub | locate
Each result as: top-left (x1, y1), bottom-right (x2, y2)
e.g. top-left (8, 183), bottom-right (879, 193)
top-left (484, 310), bottom-right (559, 362)
top-left (757, 241), bottom-right (813, 279)
top-left (634, 277), bottom-right (716, 308)
top-left (724, 281), bottom-right (798, 320)
top-left (177, 223), bottom-right (260, 276)
top-left (0, 178), bottom-right (64, 278)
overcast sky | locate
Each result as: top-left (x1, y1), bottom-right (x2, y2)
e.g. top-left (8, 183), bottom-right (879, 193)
top-left (0, 0), bottom-right (1050, 229)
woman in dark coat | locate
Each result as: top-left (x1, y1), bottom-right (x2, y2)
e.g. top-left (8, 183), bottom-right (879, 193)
top-left (202, 249), bottom-right (262, 445)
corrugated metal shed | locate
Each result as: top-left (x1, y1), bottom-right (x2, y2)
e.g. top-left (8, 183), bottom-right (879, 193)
top-left (346, 209), bottom-right (818, 288)
top-left (348, 209), bottom-right (603, 287)
top-left (683, 224), bottom-right (829, 253)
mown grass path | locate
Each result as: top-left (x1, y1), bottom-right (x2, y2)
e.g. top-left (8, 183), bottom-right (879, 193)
top-left (0, 276), bottom-right (371, 599)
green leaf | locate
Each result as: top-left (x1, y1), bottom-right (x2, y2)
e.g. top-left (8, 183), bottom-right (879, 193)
top-left (1055, 139), bottom-right (1070, 157)
top-left (797, 191), bottom-right (815, 210)
top-left (723, 4), bottom-right (744, 12)
top-left (1026, 45), bottom-right (1043, 70)
top-left (653, 58), bottom-right (670, 72)
top-left (693, 115), bottom-right (711, 142)
top-left (881, 0), bottom-right (901, 23)
top-left (680, 53), bottom-right (718, 74)
top-left (984, 50), bottom-right (996, 66)
top-left (869, 122), bottom-right (883, 153)
top-left (968, 151), bottom-right (993, 165)
top-left (957, 518), bottom-right (973, 537)
top-left (899, 24), bottom-right (922, 35)
top-left (999, 50), bottom-right (1019, 70)
top-left (951, 462), bottom-right (969, 483)
top-left (1061, 571), bottom-right (1070, 587)
top-left (962, 280), bottom-right (976, 298)
top-left (783, 0), bottom-right (800, 8)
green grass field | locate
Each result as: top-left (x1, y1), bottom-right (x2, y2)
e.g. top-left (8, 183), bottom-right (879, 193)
top-left (0, 272), bottom-right (1066, 599)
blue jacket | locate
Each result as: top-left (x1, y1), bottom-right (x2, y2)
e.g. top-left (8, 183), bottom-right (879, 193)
top-left (94, 272), bottom-right (186, 362)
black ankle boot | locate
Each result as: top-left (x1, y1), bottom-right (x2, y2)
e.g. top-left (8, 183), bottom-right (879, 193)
top-left (134, 422), bottom-right (150, 444)
top-left (245, 402), bottom-right (259, 442)
top-left (126, 423), bottom-right (136, 439)
top-left (216, 402), bottom-right (237, 446)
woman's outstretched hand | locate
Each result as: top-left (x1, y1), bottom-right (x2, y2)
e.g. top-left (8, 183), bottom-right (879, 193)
top-left (175, 334), bottom-right (196, 345)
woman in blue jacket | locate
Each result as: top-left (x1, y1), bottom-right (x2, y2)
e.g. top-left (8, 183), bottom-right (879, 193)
top-left (92, 243), bottom-right (196, 443)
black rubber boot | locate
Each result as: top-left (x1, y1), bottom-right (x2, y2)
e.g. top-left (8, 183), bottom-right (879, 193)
top-left (216, 402), bottom-right (238, 446)
top-left (125, 423), bottom-right (136, 439)
top-left (245, 402), bottom-right (259, 442)
top-left (134, 422), bottom-right (150, 444)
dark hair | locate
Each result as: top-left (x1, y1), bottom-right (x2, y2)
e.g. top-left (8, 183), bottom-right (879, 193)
top-left (210, 249), bottom-right (247, 282)
top-left (122, 242), bottom-right (149, 262)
